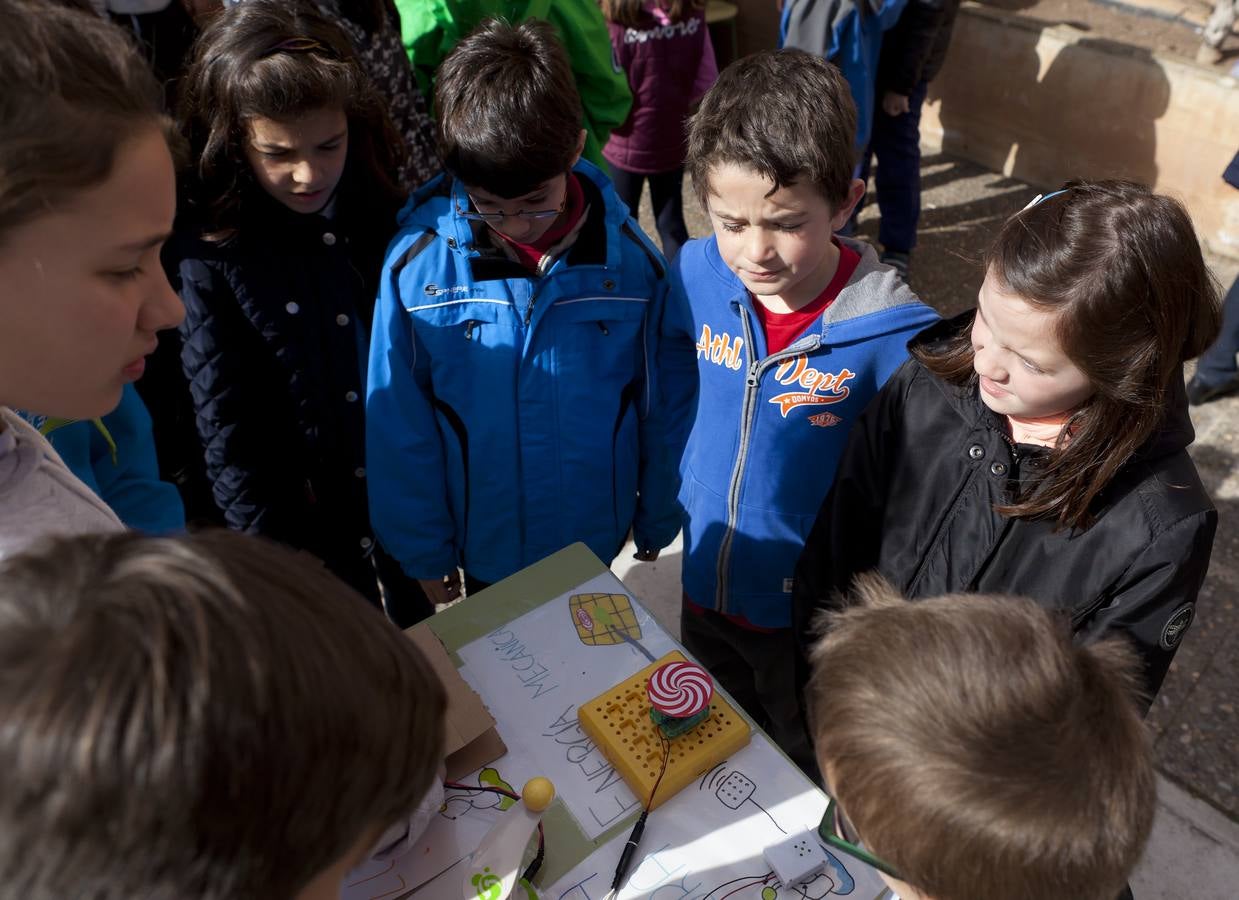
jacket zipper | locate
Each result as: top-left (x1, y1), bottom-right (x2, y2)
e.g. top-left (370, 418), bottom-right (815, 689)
top-left (713, 306), bottom-right (822, 611)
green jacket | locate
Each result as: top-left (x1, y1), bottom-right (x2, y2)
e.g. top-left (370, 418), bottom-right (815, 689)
top-left (396, 0), bottom-right (631, 169)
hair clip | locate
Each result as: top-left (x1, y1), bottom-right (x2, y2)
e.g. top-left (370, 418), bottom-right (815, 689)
top-left (263, 37), bottom-right (326, 57)
top-left (1021, 188), bottom-right (1070, 211)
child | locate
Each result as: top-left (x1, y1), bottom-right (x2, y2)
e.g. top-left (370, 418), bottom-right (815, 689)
top-left (807, 575), bottom-right (1155, 900)
top-left (172, 0), bottom-right (430, 624)
top-left (857, 0), bottom-right (962, 279)
top-left (395, 0), bottom-right (632, 170)
top-left (0, 528), bottom-right (446, 899)
top-left (0, 0), bottom-right (184, 557)
top-left (367, 18), bottom-right (687, 603)
top-left (669, 49), bottom-right (938, 772)
top-left (601, 0), bottom-right (718, 260)
top-left (19, 386), bottom-right (185, 534)
top-left (1186, 148), bottom-right (1239, 404)
top-left (795, 181), bottom-right (1221, 703)
top-left (779, 0), bottom-right (907, 155)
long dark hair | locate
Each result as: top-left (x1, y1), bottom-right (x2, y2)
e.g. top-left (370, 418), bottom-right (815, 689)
top-left (177, 0), bottom-right (405, 239)
top-left (914, 180), bottom-right (1221, 530)
top-left (601, 0), bottom-right (704, 27)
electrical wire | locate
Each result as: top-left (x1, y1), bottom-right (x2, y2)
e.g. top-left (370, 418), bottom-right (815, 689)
top-left (443, 781), bottom-right (547, 882)
top-left (701, 871), bottom-right (775, 900)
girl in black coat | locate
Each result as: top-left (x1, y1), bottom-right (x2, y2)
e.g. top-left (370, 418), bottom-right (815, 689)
top-left (171, 0), bottom-right (430, 623)
top-left (794, 181), bottom-right (1222, 703)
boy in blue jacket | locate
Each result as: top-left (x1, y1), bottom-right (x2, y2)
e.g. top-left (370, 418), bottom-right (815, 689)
top-left (668, 49), bottom-right (938, 772)
top-left (367, 18), bottom-right (687, 604)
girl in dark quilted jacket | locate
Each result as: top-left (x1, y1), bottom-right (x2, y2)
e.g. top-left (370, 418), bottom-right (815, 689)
top-left (170, 0), bottom-right (430, 624)
top-left (795, 181), bottom-right (1222, 705)
top-left (600, 0), bottom-right (717, 260)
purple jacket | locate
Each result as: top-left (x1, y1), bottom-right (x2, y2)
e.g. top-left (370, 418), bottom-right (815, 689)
top-left (603, 3), bottom-right (717, 175)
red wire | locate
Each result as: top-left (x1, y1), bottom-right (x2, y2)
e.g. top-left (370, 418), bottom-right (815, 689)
top-left (645, 737), bottom-right (671, 811)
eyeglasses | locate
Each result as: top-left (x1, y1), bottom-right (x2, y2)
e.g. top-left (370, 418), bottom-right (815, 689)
top-left (456, 195), bottom-right (566, 224)
top-left (817, 795), bottom-right (903, 882)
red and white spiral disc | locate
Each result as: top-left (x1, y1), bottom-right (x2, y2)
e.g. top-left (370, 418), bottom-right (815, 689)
top-left (647, 661), bottom-right (713, 718)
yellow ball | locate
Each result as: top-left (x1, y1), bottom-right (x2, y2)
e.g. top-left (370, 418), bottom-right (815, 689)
top-left (521, 777), bottom-right (555, 813)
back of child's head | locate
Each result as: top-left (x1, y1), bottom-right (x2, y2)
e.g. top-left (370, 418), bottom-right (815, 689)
top-left (435, 17), bottom-right (583, 198)
top-left (179, 0), bottom-right (404, 233)
top-left (0, 529), bottom-right (446, 900)
top-left (686, 49), bottom-right (856, 210)
top-left (0, 0), bottom-right (174, 246)
top-left (601, 0), bottom-right (702, 26)
top-left (915, 180), bottom-right (1221, 529)
top-left (807, 575), bottom-right (1155, 900)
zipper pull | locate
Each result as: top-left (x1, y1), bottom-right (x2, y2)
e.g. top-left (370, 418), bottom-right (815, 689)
top-left (597, 321), bottom-right (609, 336)
top-left (746, 361), bottom-right (760, 387)
top-left (464, 320), bottom-right (476, 340)
top-left (524, 296), bottom-right (536, 326)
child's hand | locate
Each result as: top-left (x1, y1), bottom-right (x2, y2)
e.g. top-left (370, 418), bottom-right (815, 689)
top-left (633, 548), bottom-right (661, 562)
top-left (420, 572), bottom-right (462, 606)
top-left (882, 92), bottom-right (911, 117)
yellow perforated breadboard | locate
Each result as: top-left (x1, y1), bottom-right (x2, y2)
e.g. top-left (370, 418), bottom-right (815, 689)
top-left (578, 651), bottom-right (751, 811)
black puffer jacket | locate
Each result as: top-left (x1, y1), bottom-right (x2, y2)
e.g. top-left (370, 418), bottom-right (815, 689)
top-left (793, 314), bottom-right (1216, 703)
top-left (171, 187), bottom-right (397, 599)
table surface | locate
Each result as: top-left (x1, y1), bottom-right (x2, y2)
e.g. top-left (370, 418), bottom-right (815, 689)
top-left (355, 544), bottom-right (889, 900)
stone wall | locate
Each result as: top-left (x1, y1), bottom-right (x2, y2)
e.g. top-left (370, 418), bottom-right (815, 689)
top-left (921, 3), bottom-right (1239, 257)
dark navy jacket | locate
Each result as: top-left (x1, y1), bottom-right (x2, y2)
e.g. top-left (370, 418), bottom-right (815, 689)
top-left (171, 186), bottom-right (398, 597)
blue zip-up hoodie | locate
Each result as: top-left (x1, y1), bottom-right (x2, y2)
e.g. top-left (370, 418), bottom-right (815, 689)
top-left (669, 235), bottom-right (937, 627)
top-left (367, 159), bottom-right (690, 583)
top-left (18, 384), bottom-right (185, 534)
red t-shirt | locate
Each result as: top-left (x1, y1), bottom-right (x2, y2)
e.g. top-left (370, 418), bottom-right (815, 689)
top-left (751, 240), bottom-right (860, 355)
top-left (493, 174), bottom-right (587, 272)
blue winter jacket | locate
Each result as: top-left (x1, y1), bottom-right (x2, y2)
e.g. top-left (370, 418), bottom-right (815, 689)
top-left (668, 235), bottom-right (937, 627)
top-left (367, 160), bottom-right (690, 583)
top-left (779, 0), bottom-right (908, 151)
top-left (19, 384), bottom-right (185, 534)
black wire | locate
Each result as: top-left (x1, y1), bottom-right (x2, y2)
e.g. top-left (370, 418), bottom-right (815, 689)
top-left (445, 782), bottom-right (547, 883)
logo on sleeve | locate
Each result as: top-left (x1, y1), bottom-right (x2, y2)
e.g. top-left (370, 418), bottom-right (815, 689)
top-left (1159, 603), bottom-right (1195, 651)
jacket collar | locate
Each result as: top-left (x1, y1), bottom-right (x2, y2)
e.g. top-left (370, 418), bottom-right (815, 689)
top-left (402, 159), bottom-right (625, 280)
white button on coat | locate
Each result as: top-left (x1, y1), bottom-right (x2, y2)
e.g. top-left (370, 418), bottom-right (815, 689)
top-left (285, 301), bottom-right (300, 314)
top-left (322, 232), bottom-right (336, 246)
top-left (336, 313), bottom-right (350, 326)
top-left (345, 391), bottom-right (358, 402)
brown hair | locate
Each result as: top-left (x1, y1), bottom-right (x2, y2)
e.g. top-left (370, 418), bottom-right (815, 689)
top-left (0, 530), bottom-right (446, 900)
top-left (178, 0), bottom-right (406, 239)
top-left (687, 49), bottom-right (857, 209)
top-left (435, 17), bottom-right (583, 198)
top-left (807, 575), bottom-right (1155, 900)
top-left (0, 0), bottom-right (178, 247)
top-left (601, 0), bottom-right (704, 27)
top-left (914, 180), bottom-right (1221, 530)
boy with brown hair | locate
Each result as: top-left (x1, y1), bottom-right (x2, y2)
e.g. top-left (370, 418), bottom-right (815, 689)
top-left (668, 48), bottom-right (937, 772)
top-left (806, 575), bottom-right (1156, 900)
top-left (368, 18), bottom-right (686, 602)
top-left (0, 530), bottom-right (446, 900)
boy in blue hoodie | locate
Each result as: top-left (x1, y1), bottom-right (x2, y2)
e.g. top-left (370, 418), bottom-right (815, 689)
top-left (669, 49), bottom-right (938, 772)
top-left (367, 18), bottom-right (687, 604)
